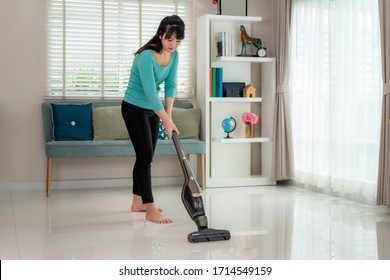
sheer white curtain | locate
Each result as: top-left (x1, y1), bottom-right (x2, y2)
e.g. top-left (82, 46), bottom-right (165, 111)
top-left (291, 0), bottom-right (382, 201)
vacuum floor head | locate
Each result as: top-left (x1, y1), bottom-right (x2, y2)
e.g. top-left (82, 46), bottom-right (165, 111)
top-left (188, 228), bottom-right (231, 243)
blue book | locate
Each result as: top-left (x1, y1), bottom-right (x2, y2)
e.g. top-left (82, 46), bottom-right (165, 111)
top-left (217, 68), bottom-right (223, 97)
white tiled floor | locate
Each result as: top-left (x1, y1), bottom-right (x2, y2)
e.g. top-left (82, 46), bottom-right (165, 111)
top-left (1, 184), bottom-right (390, 260)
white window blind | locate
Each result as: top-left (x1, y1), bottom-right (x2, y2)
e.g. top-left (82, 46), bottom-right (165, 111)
top-left (47, 0), bottom-right (195, 98)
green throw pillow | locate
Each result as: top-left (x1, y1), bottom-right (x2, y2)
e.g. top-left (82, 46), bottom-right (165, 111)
top-left (172, 107), bottom-right (201, 139)
top-left (93, 106), bottom-right (129, 140)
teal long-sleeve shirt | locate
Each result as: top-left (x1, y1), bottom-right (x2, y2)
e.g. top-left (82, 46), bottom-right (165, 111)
top-left (124, 49), bottom-right (178, 112)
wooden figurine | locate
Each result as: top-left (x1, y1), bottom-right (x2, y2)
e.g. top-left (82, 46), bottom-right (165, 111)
top-left (240, 25), bottom-right (262, 56)
top-left (243, 83), bottom-right (256, 98)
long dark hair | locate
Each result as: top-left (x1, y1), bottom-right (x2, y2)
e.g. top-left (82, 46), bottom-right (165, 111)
top-left (135, 15), bottom-right (185, 55)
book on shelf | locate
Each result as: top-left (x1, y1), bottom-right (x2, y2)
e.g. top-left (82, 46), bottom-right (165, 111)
top-left (217, 68), bottom-right (223, 97)
top-left (209, 67), bottom-right (223, 97)
top-left (212, 68), bottom-right (216, 97)
top-left (215, 31), bottom-right (236, 57)
top-left (209, 68), bottom-right (212, 97)
top-left (215, 32), bottom-right (223, 57)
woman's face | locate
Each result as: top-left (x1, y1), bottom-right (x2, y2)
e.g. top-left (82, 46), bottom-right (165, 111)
top-left (161, 32), bottom-right (182, 53)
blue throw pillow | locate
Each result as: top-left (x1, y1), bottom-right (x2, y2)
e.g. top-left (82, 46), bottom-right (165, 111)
top-left (158, 120), bottom-right (169, 140)
top-left (51, 103), bottom-right (93, 141)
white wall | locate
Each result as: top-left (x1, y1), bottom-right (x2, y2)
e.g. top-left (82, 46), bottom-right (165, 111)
top-left (0, 0), bottom-right (273, 190)
top-left (0, 0), bottom-right (47, 186)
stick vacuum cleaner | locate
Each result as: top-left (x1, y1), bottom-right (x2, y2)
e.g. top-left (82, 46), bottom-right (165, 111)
top-left (172, 131), bottom-right (231, 243)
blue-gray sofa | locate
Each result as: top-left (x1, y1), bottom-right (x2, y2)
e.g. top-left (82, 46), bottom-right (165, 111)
top-left (42, 100), bottom-right (205, 197)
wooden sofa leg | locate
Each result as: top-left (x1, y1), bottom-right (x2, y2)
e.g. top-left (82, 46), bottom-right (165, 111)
top-left (189, 154), bottom-right (205, 190)
top-left (200, 154), bottom-right (205, 190)
top-left (46, 157), bottom-right (52, 197)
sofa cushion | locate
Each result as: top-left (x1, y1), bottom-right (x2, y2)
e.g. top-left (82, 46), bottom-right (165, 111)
top-left (93, 106), bottom-right (129, 140)
top-left (91, 103), bottom-right (200, 140)
top-left (51, 103), bottom-right (93, 141)
top-left (158, 120), bottom-right (169, 140)
top-left (172, 107), bottom-right (201, 139)
top-left (45, 138), bottom-right (205, 157)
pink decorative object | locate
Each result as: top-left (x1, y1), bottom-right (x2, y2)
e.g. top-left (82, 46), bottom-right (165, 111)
top-left (241, 112), bottom-right (259, 124)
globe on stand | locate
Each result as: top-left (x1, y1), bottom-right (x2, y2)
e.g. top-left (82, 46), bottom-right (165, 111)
top-left (221, 117), bottom-right (237, 139)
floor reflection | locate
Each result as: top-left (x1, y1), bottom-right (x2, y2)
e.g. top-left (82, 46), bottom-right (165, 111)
top-left (377, 215), bottom-right (390, 260)
top-left (2, 185), bottom-right (390, 259)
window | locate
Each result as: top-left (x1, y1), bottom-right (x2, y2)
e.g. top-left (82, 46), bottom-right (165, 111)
top-left (47, 0), bottom-right (195, 98)
top-left (291, 0), bottom-right (382, 200)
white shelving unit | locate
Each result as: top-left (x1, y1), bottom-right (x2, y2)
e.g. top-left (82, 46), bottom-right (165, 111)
top-left (212, 137), bottom-right (273, 143)
top-left (196, 14), bottom-right (276, 188)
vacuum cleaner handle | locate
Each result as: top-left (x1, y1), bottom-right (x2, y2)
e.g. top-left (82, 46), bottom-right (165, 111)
top-left (172, 130), bottom-right (206, 227)
top-left (172, 130), bottom-right (197, 185)
top-left (171, 130), bottom-right (186, 159)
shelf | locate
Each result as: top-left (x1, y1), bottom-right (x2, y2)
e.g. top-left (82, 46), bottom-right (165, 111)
top-left (206, 14), bottom-right (262, 24)
top-left (209, 97), bottom-right (262, 103)
top-left (212, 137), bottom-right (272, 143)
top-left (213, 56), bottom-right (275, 63)
top-left (197, 14), bottom-right (275, 188)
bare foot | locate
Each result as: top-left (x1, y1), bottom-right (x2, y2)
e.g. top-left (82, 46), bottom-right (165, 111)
top-left (131, 195), bottom-right (163, 212)
top-left (145, 203), bottom-right (173, 224)
top-left (131, 205), bottom-right (163, 212)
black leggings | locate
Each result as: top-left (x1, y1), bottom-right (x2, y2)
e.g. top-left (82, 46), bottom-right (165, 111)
top-left (121, 101), bottom-right (160, 204)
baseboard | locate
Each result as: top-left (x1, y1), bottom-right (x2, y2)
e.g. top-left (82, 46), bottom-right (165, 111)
top-left (276, 179), bottom-right (303, 186)
top-left (0, 176), bottom-right (184, 192)
top-left (277, 179), bottom-right (377, 206)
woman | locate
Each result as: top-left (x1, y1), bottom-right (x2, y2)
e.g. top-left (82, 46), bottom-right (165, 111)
top-left (121, 15), bottom-right (184, 224)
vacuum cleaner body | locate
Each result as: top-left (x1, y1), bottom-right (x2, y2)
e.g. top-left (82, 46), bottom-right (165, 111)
top-left (172, 131), bottom-right (231, 243)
